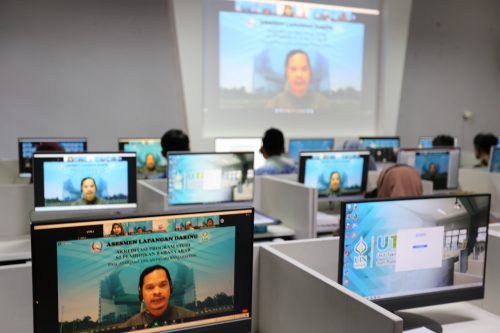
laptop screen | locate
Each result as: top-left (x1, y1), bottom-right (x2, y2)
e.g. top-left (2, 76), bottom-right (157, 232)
top-left (33, 152), bottom-right (137, 212)
top-left (31, 208), bottom-right (254, 333)
top-left (167, 152), bottom-right (254, 206)
top-left (118, 138), bottom-right (166, 179)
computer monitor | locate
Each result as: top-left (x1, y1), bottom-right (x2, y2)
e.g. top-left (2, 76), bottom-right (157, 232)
top-left (118, 138), bottom-right (166, 179)
top-left (288, 138), bottom-right (335, 163)
top-left (214, 137), bottom-right (265, 169)
top-left (338, 194), bottom-right (490, 311)
top-left (359, 136), bottom-right (400, 163)
top-left (489, 147), bottom-right (500, 173)
top-left (31, 207), bottom-right (254, 333)
top-left (298, 150), bottom-right (370, 197)
top-left (417, 136), bottom-right (433, 149)
top-left (32, 152), bottom-right (137, 212)
top-left (397, 148), bottom-right (460, 190)
top-left (167, 152), bottom-right (254, 206)
top-left (497, 136), bottom-right (500, 148)
top-left (18, 137), bottom-right (87, 177)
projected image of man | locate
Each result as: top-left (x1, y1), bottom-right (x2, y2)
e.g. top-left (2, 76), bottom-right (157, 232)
top-left (73, 177), bottom-right (105, 205)
top-left (266, 49), bottom-right (330, 110)
top-left (124, 265), bottom-right (195, 327)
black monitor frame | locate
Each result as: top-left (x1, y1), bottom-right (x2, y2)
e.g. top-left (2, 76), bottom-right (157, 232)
top-left (358, 136), bottom-right (400, 163)
top-left (31, 207), bottom-right (254, 333)
top-left (338, 194), bottom-right (490, 312)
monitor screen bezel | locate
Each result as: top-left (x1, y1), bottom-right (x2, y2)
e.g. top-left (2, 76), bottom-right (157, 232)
top-left (32, 151), bottom-right (137, 212)
top-left (31, 207), bottom-right (254, 333)
top-left (167, 151), bottom-right (255, 206)
top-left (397, 147), bottom-right (461, 190)
top-left (297, 149), bottom-right (370, 197)
top-left (17, 137), bottom-right (88, 177)
top-left (338, 194), bottom-right (491, 312)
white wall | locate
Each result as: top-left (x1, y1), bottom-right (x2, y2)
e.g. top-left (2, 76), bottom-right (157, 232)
top-left (397, 0), bottom-right (500, 150)
top-left (0, 0), bottom-right (186, 159)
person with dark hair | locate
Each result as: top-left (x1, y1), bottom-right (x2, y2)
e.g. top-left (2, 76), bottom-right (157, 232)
top-left (266, 49), bottom-right (330, 109)
top-left (161, 129), bottom-right (190, 158)
top-left (432, 135), bottom-right (455, 147)
top-left (72, 177), bottom-right (106, 205)
top-left (255, 128), bottom-right (297, 175)
top-left (473, 133), bottom-right (498, 167)
top-left (110, 223), bottom-right (126, 236)
top-left (123, 265), bottom-right (194, 327)
top-left (329, 171), bottom-right (341, 194)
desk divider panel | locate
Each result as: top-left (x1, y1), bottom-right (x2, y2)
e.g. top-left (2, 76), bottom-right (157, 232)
top-left (0, 183), bottom-right (33, 236)
top-left (483, 230), bottom-right (500, 315)
top-left (0, 159), bottom-right (19, 185)
top-left (254, 175), bottom-right (317, 239)
top-left (258, 241), bottom-right (403, 333)
top-left (136, 179), bottom-right (167, 213)
top-left (459, 169), bottom-right (500, 216)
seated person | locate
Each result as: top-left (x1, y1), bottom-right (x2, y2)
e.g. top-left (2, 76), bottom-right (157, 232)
top-left (366, 164), bottom-right (422, 198)
top-left (255, 128), bottom-right (297, 175)
top-left (161, 129), bottom-right (190, 158)
top-left (110, 223), bottom-right (126, 236)
top-left (328, 171), bottom-right (341, 195)
top-left (432, 134), bottom-right (455, 147)
top-left (473, 133), bottom-right (498, 167)
top-left (73, 177), bottom-right (106, 205)
top-left (342, 139), bottom-right (377, 171)
top-left (422, 162), bottom-right (447, 189)
top-left (123, 265), bottom-right (195, 327)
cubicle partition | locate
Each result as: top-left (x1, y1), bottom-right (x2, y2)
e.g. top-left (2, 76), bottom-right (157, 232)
top-left (136, 179), bottom-right (168, 213)
top-left (459, 169), bottom-right (500, 217)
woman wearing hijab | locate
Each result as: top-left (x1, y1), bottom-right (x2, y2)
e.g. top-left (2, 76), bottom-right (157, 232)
top-left (376, 165), bottom-right (423, 198)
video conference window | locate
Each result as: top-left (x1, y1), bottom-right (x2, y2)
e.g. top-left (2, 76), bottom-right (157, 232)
top-left (18, 137), bottom-right (87, 177)
top-left (299, 151), bottom-right (369, 197)
top-left (398, 148), bottom-right (460, 190)
top-left (288, 138), bottom-right (335, 163)
top-left (167, 152), bottom-right (254, 206)
top-left (359, 137), bottom-right (400, 163)
top-left (33, 153), bottom-right (137, 212)
top-left (31, 209), bottom-right (254, 333)
top-left (203, 0), bottom-right (380, 137)
top-left (490, 148), bottom-right (500, 173)
top-left (339, 195), bottom-right (490, 311)
top-left (417, 136), bottom-right (433, 149)
top-left (118, 138), bottom-right (166, 179)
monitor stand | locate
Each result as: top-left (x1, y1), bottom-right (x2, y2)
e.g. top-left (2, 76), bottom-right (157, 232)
top-left (395, 311), bottom-right (443, 333)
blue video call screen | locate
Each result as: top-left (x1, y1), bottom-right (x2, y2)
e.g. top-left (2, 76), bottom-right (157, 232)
top-left (288, 138), bottom-right (334, 162)
top-left (33, 153), bottom-right (137, 212)
top-left (31, 209), bottom-right (254, 333)
top-left (490, 148), bottom-right (500, 173)
top-left (360, 137), bottom-right (400, 149)
top-left (168, 153), bottom-right (254, 205)
top-left (415, 151), bottom-right (450, 190)
top-left (119, 139), bottom-right (166, 179)
top-left (418, 137), bottom-right (433, 148)
top-left (339, 196), bottom-right (489, 308)
top-left (299, 152), bottom-right (368, 197)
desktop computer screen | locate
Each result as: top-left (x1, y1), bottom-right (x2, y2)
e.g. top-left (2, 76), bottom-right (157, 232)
top-left (359, 136), bottom-right (400, 163)
top-left (32, 152), bottom-right (137, 212)
top-left (398, 148), bottom-right (460, 190)
top-left (298, 150), bottom-right (369, 197)
top-left (288, 138), bottom-right (335, 163)
top-left (18, 137), bottom-right (87, 177)
top-left (497, 136), bottom-right (500, 148)
top-left (214, 137), bottom-right (266, 169)
top-left (31, 208), bottom-right (254, 333)
top-left (417, 136), bottom-right (433, 149)
top-left (118, 138), bottom-right (166, 179)
top-left (167, 152), bottom-right (254, 206)
top-left (489, 147), bottom-right (500, 173)
top-left (338, 194), bottom-right (490, 311)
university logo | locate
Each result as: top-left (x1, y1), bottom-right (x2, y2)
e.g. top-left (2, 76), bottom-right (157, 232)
top-left (353, 236), bottom-right (368, 270)
top-left (200, 231), bottom-right (210, 242)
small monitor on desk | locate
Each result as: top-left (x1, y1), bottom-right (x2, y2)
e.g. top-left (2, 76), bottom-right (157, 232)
top-left (359, 136), bottom-right (400, 163)
top-left (214, 137), bottom-right (265, 169)
top-left (167, 152), bottom-right (254, 206)
top-left (398, 148), bottom-right (460, 190)
top-left (338, 194), bottom-right (490, 311)
top-left (32, 152), bottom-right (137, 212)
top-left (31, 207), bottom-right (254, 333)
top-left (418, 136), bottom-right (433, 149)
top-left (288, 138), bottom-right (335, 163)
top-left (118, 138), bottom-right (166, 179)
top-left (298, 150), bottom-right (369, 198)
top-left (18, 137), bottom-right (87, 177)
top-left (489, 147), bottom-right (500, 173)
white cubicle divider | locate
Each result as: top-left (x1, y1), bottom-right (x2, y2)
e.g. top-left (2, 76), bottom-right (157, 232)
top-left (136, 179), bottom-right (167, 213)
top-left (459, 168), bottom-right (500, 217)
top-left (0, 183), bottom-right (33, 236)
top-left (483, 229), bottom-right (500, 315)
top-left (257, 237), bottom-right (403, 333)
top-left (0, 159), bottom-right (19, 184)
top-left (254, 175), bottom-right (317, 239)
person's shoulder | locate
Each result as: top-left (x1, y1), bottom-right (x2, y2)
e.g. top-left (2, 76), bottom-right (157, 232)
top-left (169, 305), bottom-right (195, 318)
top-left (266, 91), bottom-right (291, 108)
top-left (122, 311), bottom-right (147, 327)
